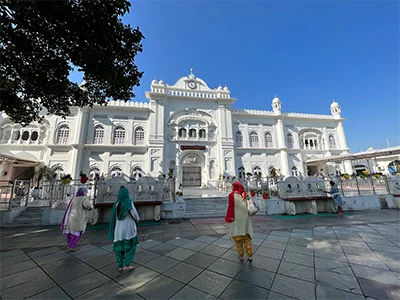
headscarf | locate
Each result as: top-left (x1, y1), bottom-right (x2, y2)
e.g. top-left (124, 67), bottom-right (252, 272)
top-left (108, 187), bottom-right (133, 241)
top-left (232, 182), bottom-right (247, 200)
top-left (76, 187), bottom-right (87, 197)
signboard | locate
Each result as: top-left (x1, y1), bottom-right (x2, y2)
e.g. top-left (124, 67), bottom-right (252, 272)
top-left (180, 145), bottom-right (206, 151)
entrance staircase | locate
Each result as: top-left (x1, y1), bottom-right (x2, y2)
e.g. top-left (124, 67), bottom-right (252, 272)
top-left (185, 197), bottom-right (228, 218)
top-left (5, 207), bottom-right (45, 227)
top-left (183, 187), bottom-right (228, 218)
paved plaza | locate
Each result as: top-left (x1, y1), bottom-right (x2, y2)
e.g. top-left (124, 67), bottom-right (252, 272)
top-left (1, 210), bottom-right (400, 300)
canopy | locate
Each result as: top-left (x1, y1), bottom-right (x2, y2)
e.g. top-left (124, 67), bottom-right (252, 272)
top-left (306, 146), bottom-right (400, 164)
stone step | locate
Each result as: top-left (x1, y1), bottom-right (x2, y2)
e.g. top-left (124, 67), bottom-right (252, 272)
top-left (3, 223), bottom-right (46, 228)
top-left (13, 217), bottom-right (43, 223)
top-left (185, 211), bottom-right (226, 218)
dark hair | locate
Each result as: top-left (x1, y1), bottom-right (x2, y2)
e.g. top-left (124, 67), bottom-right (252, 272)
top-left (120, 185), bottom-right (125, 189)
top-left (329, 181), bottom-right (335, 186)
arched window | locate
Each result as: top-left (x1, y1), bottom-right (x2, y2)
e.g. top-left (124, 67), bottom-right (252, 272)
top-left (21, 131), bottom-right (30, 141)
top-left (56, 124), bottom-right (69, 144)
top-left (199, 129), bottom-right (206, 139)
top-left (328, 135), bottom-right (336, 149)
top-left (110, 166), bottom-right (123, 177)
top-left (287, 133), bottom-right (294, 148)
top-left (189, 129), bottom-right (197, 138)
top-left (131, 166), bottom-right (143, 180)
top-left (292, 166), bottom-right (299, 177)
top-left (178, 128), bottom-right (187, 138)
top-left (13, 130), bottom-right (20, 141)
top-left (235, 131), bottom-right (243, 147)
top-left (249, 131), bottom-right (259, 148)
top-left (113, 126), bottom-right (125, 145)
top-left (89, 166), bottom-right (101, 180)
top-left (31, 131), bottom-right (39, 141)
top-left (265, 132), bottom-right (273, 148)
top-left (253, 166), bottom-right (262, 177)
top-left (51, 165), bottom-right (64, 180)
top-left (134, 127), bottom-right (145, 145)
top-left (93, 125), bottom-right (104, 144)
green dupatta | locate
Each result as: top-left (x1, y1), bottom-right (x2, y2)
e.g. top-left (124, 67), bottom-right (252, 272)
top-left (108, 187), bottom-right (133, 241)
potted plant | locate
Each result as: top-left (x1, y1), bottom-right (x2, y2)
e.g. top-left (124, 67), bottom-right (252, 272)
top-left (32, 165), bottom-right (55, 199)
top-left (269, 167), bottom-right (277, 178)
top-left (61, 174), bottom-right (72, 185)
top-left (176, 190), bottom-right (184, 202)
top-left (262, 189), bottom-right (269, 199)
top-left (250, 188), bottom-right (257, 197)
top-left (80, 171), bottom-right (89, 184)
top-left (343, 173), bottom-right (350, 180)
top-left (246, 172), bottom-right (252, 179)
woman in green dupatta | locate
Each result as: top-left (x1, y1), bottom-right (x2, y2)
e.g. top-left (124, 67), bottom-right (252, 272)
top-left (108, 186), bottom-right (140, 271)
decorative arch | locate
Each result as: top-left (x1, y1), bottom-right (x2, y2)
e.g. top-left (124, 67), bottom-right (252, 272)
top-left (89, 165), bottom-right (101, 179)
top-left (181, 152), bottom-right (203, 165)
top-left (235, 131), bottom-right (243, 147)
top-left (56, 123), bottom-right (70, 144)
top-left (51, 164), bottom-right (64, 179)
top-left (93, 124), bottom-right (104, 144)
top-left (131, 165), bottom-right (144, 180)
top-left (299, 128), bottom-right (322, 150)
top-left (249, 131), bottom-right (259, 148)
top-left (109, 164), bottom-right (123, 177)
top-left (265, 132), bottom-right (273, 148)
top-left (113, 125), bottom-right (125, 145)
top-left (287, 133), bottom-right (294, 148)
top-left (328, 135), bottom-right (336, 149)
top-left (133, 126), bottom-right (145, 145)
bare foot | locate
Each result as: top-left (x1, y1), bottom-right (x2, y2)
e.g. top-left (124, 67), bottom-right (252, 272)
top-left (248, 257), bottom-right (253, 261)
top-left (239, 256), bottom-right (244, 261)
top-left (118, 268), bottom-right (123, 271)
top-left (123, 266), bottom-right (134, 271)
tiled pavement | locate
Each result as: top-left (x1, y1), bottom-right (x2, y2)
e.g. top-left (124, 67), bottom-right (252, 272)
top-left (0, 210), bottom-right (400, 299)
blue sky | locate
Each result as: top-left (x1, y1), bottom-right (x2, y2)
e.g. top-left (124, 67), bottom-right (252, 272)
top-left (71, 0), bottom-right (399, 152)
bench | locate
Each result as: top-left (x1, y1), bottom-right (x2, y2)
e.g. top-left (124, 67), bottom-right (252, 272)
top-left (279, 196), bottom-right (335, 215)
top-left (89, 201), bottom-right (163, 225)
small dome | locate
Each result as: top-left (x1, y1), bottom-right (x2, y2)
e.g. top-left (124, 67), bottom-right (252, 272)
top-left (330, 100), bottom-right (340, 108)
top-left (151, 78), bottom-right (157, 85)
top-left (367, 147), bottom-right (374, 151)
top-left (159, 79), bottom-right (164, 85)
top-left (217, 85), bottom-right (223, 91)
top-left (223, 85), bottom-right (229, 91)
top-left (272, 96), bottom-right (281, 103)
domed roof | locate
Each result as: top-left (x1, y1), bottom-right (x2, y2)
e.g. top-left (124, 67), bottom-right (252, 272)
top-left (151, 78), bottom-right (157, 85)
top-left (217, 85), bottom-right (223, 91)
top-left (159, 79), bottom-right (164, 85)
top-left (330, 100), bottom-right (340, 108)
top-left (272, 96), bottom-right (281, 103)
top-left (223, 85), bottom-right (229, 91)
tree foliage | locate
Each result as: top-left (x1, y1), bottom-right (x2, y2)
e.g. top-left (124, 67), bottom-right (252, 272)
top-left (0, 0), bottom-right (144, 125)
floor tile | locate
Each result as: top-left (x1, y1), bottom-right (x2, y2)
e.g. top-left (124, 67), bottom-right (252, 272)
top-left (86, 252), bottom-right (116, 269)
top-left (76, 280), bottom-right (143, 300)
top-left (166, 238), bottom-right (192, 247)
top-left (170, 285), bottom-right (216, 300)
top-left (74, 248), bottom-right (109, 262)
top-left (357, 277), bottom-right (400, 300)
top-left (60, 271), bottom-right (110, 298)
top-left (181, 240), bottom-right (208, 251)
top-left (134, 250), bottom-right (161, 265)
top-left (135, 275), bottom-right (184, 300)
top-left (200, 244), bottom-right (229, 257)
top-left (49, 263), bottom-right (95, 285)
top-left (285, 244), bottom-right (314, 256)
top-left (164, 262), bottom-right (203, 283)
top-left (26, 286), bottom-right (71, 300)
top-left (347, 253), bottom-right (390, 270)
top-left (260, 241), bottom-right (287, 251)
top-left (0, 267), bottom-right (47, 291)
top-left (26, 247), bottom-right (61, 259)
top-left (1, 275), bottom-right (56, 300)
top-left (247, 255), bottom-right (280, 273)
top-left (149, 243), bottom-right (178, 255)
top-left (315, 257), bottom-right (354, 276)
top-left (1, 253), bottom-right (31, 267)
top-left (282, 251), bottom-right (314, 267)
top-left (278, 261), bottom-right (314, 282)
top-left (267, 291), bottom-right (297, 299)
top-left (33, 251), bottom-right (71, 265)
top-left (315, 269), bottom-right (362, 295)
top-left (0, 249), bottom-right (24, 259)
top-left (220, 279), bottom-right (269, 300)
top-left (208, 258), bottom-right (244, 278)
top-left (138, 239), bottom-right (162, 249)
top-left (255, 247), bottom-right (284, 260)
top-left (165, 248), bottom-right (195, 261)
top-left (0, 259), bottom-right (37, 278)
top-left (235, 265), bottom-right (275, 290)
top-left (188, 270), bottom-right (232, 297)
top-left (316, 284), bottom-right (367, 300)
top-left (352, 264), bottom-right (400, 286)
top-left (194, 236), bottom-right (219, 244)
top-left (144, 256), bottom-right (180, 273)
top-left (314, 249), bottom-right (348, 262)
top-left (116, 266), bottom-right (159, 290)
top-left (271, 274), bottom-right (315, 300)
top-left (184, 252), bottom-right (217, 268)
top-left (40, 256), bottom-right (82, 274)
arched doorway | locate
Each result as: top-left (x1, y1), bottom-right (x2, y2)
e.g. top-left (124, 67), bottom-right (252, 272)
top-left (180, 152), bottom-right (204, 187)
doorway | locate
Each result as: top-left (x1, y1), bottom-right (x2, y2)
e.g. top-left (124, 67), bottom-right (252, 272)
top-left (182, 166), bottom-right (201, 187)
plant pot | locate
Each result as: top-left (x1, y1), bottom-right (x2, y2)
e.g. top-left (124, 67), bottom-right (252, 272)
top-left (250, 192), bottom-right (256, 197)
top-left (262, 193), bottom-right (269, 200)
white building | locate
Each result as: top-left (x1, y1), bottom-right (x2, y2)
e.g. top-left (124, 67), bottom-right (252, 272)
top-left (0, 69), bottom-right (350, 187)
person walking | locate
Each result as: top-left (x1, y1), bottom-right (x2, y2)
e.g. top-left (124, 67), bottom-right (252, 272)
top-left (61, 187), bottom-right (93, 251)
top-left (325, 180), bottom-right (344, 216)
top-left (108, 186), bottom-right (140, 271)
top-left (225, 181), bottom-right (254, 261)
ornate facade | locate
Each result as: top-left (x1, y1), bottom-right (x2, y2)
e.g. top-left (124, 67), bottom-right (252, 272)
top-left (0, 70), bottom-right (350, 187)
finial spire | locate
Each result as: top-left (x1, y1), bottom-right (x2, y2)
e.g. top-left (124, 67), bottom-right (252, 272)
top-left (189, 68), bottom-right (195, 79)
top-left (190, 68), bottom-right (194, 74)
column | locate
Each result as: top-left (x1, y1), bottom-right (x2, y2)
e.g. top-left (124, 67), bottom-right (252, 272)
top-left (337, 121), bottom-right (349, 151)
top-left (276, 118), bottom-right (290, 176)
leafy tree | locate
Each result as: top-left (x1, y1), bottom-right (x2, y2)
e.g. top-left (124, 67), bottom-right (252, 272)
top-left (1, 0), bottom-right (144, 125)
